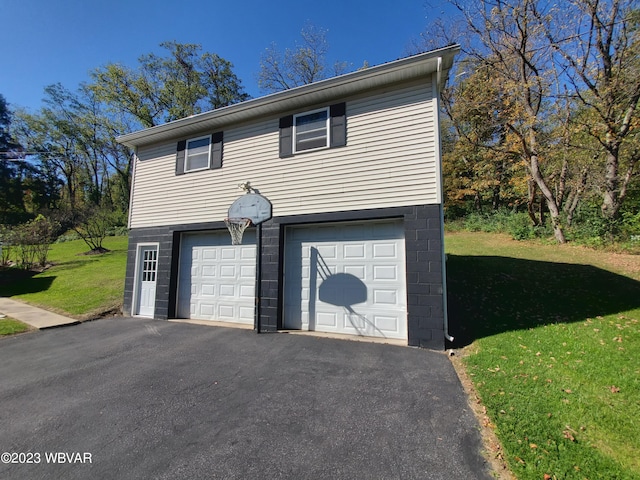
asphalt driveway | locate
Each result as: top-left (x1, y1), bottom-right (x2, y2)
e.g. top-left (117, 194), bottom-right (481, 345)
top-left (0, 318), bottom-right (492, 479)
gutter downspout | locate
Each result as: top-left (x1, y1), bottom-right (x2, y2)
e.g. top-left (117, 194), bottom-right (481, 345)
top-left (435, 56), bottom-right (454, 344)
top-left (440, 206), bottom-right (454, 343)
top-left (127, 148), bottom-right (138, 230)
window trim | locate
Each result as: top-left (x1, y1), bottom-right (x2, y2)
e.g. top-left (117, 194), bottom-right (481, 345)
top-left (293, 107), bottom-right (330, 154)
top-left (279, 103), bottom-right (346, 158)
top-left (184, 134), bottom-right (212, 173)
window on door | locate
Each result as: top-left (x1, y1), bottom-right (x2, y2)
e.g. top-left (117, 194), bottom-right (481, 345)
top-left (142, 248), bottom-right (157, 282)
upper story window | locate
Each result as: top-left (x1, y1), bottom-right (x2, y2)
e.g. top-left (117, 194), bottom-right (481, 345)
top-left (175, 131), bottom-right (223, 175)
top-left (294, 108), bottom-right (329, 153)
top-left (279, 102), bottom-right (346, 158)
top-left (185, 135), bottom-right (211, 172)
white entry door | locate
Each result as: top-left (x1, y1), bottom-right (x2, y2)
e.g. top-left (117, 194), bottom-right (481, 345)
top-left (284, 220), bottom-right (407, 339)
top-left (135, 245), bottom-right (158, 317)
top-left (177, 231), bottom-right (256, 323)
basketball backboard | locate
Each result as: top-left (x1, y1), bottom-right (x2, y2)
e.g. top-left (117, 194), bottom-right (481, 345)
top-left (227, 193), bottom-right (272, 225)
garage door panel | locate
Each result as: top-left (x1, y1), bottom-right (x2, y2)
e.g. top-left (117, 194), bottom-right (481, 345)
top-left (220, 248), bottom-right (237, 260)
top-left (374, 265), bottom-right (398, 280)
top-left (239, 306), bottom-right (254, 320)
top-left (220, 265), bottom-right (236, 277)
top-left (200, 304), bottom-right (215, 316)
top-left (202, 265), bottom-right (216, 277)
top-left (374, 315), bottom-right (401, 333)
top-left (317, 312), bottom-right (337, 327)
top-left (317, 245), bottom-right (337, 258)
top-left (219, 284), bottom-right (235, 296)
top-left (373, 289), bottom-right (397, 305)
top-left (240, 285), bottom-right (254, 297)
top-left (344, 265), bottom-right (365, 279)
top-left (344, 244), bottom-right (365, 258)
top-left (202, 248), bottom-right (217, 260)
top-left (178, 231), bottom-right (255, 324)
top-left (219, 304), bottom-right (234, 318)
top-left (373, 243), bottom-right (398, 258)
top-left (240, 265), bottom-right (255, 278)
top-left (284, 220), bottom-right (407, 340)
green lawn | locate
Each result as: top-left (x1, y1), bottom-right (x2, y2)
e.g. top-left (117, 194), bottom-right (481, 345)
top-left (0, 236), bottom-right (128, 319)
top-left (0, 317), bottom-right (32, 335)
top-left (446, 232), bottom-right (640, 479)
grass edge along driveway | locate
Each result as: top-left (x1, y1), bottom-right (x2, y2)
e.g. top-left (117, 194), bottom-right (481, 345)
top-left (0, 317), bottom-right (32, 336)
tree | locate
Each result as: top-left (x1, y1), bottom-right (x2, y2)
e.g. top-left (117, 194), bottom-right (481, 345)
top-left (90, 41), bottom-right (250, 128)
top-left (543, 0), bottom-right (640, 220)
top-left (440, 58), bottom-right (526, 213)
top-left (13, 84), bottom-right (135, 215)
top-left (71, 206), bottom-right (118, 253)
top-left (14, 85), bottom-right (90, 211)
top-left (440, 0), bottom-right (571, 242)
top-left (258, 24), bottom-right (349, 93)
top-left (0, 94), bottom-right (28, 224)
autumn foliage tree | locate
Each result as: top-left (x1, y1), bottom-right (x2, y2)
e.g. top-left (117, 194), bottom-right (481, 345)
top-left (428, 0), bottom-right (639, 242)
top-left (442, 0), bottom-right (572, 242)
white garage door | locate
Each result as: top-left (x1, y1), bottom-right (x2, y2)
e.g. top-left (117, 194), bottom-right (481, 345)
top-left (284, 220), bottom-right (407, 339)
top-left (177, 231), bottom-right (256, 324)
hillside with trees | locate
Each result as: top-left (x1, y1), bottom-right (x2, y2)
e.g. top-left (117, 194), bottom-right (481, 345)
top-left (424, 0), bottom-right (639, 245)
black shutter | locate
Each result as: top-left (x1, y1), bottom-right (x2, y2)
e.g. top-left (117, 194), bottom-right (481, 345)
top-left (279, 115), bottom-right (294, 158)
top-left (330, 102), bottom-right (347, 148)
top-left (176, 140), bottom-right (186, 175)
top-left (210, 131), bottom-right (223, 169)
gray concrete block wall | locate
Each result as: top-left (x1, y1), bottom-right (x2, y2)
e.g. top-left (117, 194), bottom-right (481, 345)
top-left (123, 226), bottom-right (173, 319)
top-left (404, 204), bottom-right (445, 349)
top-left (258, 221), bottom-right (280, 332)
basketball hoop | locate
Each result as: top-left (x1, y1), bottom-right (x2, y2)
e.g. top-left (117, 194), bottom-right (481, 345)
top-left (225, 217), bottom-right (251, 245)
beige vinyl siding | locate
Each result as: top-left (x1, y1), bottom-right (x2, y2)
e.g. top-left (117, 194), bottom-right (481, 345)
top-left (129, 80), bottom-right (439, 229)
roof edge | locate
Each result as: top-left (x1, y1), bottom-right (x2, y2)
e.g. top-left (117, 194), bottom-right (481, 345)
top-left (117, 44), bottom-right (460, 148)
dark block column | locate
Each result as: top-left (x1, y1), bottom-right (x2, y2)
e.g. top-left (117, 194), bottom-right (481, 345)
top-left (404, 205), bottom-right (445, 349)
top-left (258, 220), bottom-right (280, 332)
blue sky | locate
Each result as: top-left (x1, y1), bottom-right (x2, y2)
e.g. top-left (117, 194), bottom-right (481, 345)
top-left (1, 0), bottom-right (454, 112)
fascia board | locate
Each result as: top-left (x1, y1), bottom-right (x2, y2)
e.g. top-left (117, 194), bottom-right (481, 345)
top-left (117, 44), bottom-right (460, 148)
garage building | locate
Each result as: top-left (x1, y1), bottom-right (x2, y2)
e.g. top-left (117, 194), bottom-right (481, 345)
top-left (118, 45), bottom-right (459, 349)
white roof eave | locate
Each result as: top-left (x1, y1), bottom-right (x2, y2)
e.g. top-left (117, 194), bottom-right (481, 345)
top-left (116, 44), bottom-right (460, 148)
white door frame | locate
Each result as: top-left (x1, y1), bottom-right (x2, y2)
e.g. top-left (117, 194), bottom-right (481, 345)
top-left (132, 243), bottom-right (159, 317)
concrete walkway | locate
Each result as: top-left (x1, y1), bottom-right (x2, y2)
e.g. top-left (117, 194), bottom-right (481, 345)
top-left (0, 297), bottom-right (79, 329)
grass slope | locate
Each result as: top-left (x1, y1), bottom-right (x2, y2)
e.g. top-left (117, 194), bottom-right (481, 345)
top-left (446, 232), bottom-right (640, 480)
top-left (0, 236), bottom-right (128, 318)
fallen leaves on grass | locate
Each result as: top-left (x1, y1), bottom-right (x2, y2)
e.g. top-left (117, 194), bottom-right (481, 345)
top-left (563, 426), bottom-right (577, 442)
